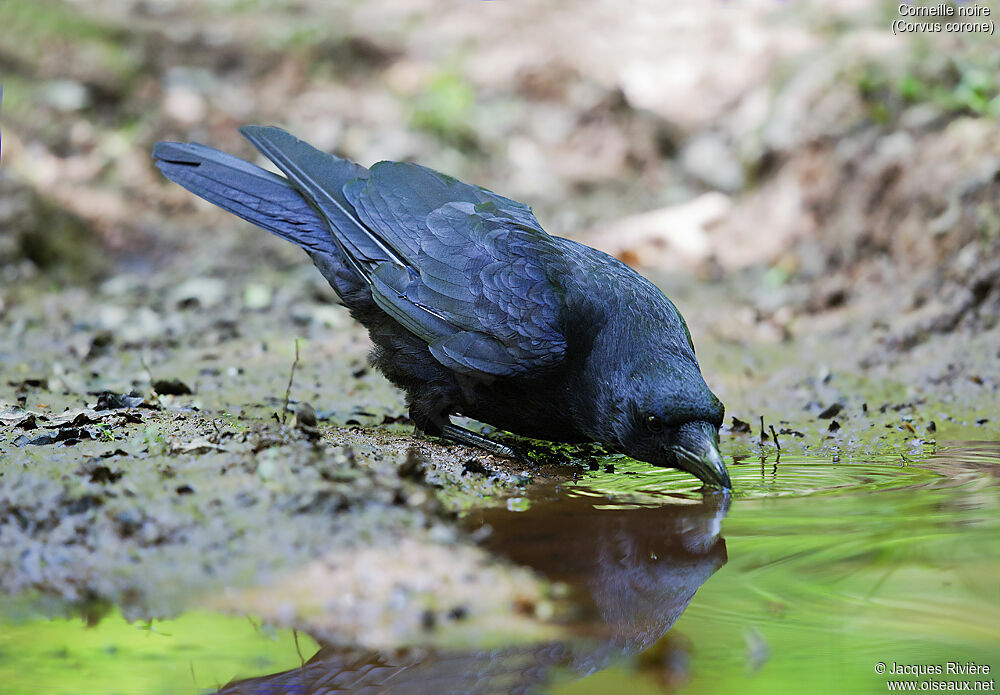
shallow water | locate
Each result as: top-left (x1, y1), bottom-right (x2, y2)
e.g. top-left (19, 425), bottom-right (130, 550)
top-left (2, 442), bottom-right (998, 694)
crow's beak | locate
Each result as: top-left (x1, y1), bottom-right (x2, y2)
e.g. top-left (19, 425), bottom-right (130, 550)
top-left (671, 420), bottom-right (732, 489)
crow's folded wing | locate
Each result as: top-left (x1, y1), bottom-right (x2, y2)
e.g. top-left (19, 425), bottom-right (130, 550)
top-left (237, 128), bottom-right (567, 378)
top-left (343, 162), bottom-right (567, 377)
top-left (343, 160), bottom-right (545, 257)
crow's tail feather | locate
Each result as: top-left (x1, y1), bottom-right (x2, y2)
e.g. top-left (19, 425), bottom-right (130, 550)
top-left (238, 125), bottom-right (395, 271)
top-left (152, 141), bottom-right (340, 257)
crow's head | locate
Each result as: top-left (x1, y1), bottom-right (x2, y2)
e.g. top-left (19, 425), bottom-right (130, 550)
top-left (610, 348), bottom-right (730, 489)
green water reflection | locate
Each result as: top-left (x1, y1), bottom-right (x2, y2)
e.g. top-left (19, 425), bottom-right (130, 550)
top-left (562, 443), bottom-right (999, 694)
top-left (2, 443), bottom-right (997, 694)
top-left (0, 609), bottom-right (318, 693)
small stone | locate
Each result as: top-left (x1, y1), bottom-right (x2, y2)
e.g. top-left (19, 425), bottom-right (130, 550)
top-left (818, 403), bottom-right (842, 419)
top-left (294, 402), bottom-right (318, 428)
top-left (398, 448), bottom-right (425, 481)
top-left (680, 132), bottom-right (744, 192)
top-left (170, 278), bottom-right (227, 309)
top-left (153, 378), bottom-right (192, 396)
top-left (40, 80), bottom-right (91, 112)
top-left (243, 283), bottom-right (273, 310)
top-left (163, 86), bottom-right (206, 124)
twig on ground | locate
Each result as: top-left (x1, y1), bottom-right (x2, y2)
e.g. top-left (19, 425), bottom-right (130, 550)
top-left (281, 338), bottom-right (300, 425)
top-left (139, 353), bottom-right (156, 392)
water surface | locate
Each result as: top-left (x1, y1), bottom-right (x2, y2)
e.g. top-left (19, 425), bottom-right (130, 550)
top-left (2, 442), bottom-right (997, 694)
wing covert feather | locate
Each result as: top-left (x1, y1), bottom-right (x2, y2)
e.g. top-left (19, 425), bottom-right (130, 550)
top-left (349, 171), bottom-right (566, 376)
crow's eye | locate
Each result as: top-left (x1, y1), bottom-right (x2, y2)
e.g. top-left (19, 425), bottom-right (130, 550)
top-left (645, 415), bottom-right (664, 434)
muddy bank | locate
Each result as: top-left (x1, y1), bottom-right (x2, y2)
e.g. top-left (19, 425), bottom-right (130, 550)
top-left (0, 190), bottom-right (598, 645)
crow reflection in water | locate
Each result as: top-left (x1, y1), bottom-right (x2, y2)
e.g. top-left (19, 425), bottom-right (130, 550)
top-left (153, 127), bottom-right (730, 488)
top-left (217, 491), bottom-right (729, 694)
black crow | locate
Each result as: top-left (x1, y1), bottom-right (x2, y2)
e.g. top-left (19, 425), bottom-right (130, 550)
top-left (153, 127), bottom-right (730, 488)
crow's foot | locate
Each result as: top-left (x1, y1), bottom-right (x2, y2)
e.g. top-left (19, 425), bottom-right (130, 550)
top-left (438, 423), bottom-right (521, 460)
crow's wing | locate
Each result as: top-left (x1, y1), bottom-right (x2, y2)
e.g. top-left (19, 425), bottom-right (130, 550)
top-left (375, 200), bottom-right (567, 377)
top-left (342, 159), bottom-right (546, 256)
top-left (238, 126), bottom-right (385, 276)
top-left (241, 127), bottom-right (567, 377)
top-left (349, 163), bottom-right (567, 377)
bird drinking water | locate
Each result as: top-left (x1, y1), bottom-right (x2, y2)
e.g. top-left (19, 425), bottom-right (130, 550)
top-left (153, 126), bottom-right (731, 488)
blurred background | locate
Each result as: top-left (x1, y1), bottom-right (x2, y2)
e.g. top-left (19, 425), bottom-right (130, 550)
top-left (2, 0), bottom-right (999, 376)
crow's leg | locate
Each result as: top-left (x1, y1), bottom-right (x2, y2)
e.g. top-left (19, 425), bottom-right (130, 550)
top-left (439, 423), bottom-right (518, 459)
top-left (408, 393), bottom-right (518, 460)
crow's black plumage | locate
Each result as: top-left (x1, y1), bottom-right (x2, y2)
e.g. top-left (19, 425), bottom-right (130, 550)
top-left (153, 126), bottom-right (730, 488)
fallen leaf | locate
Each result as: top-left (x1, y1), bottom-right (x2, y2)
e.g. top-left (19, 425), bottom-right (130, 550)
top-left (730, 417), bottom-right (752, 433)
top-left (171, 438), bottom-right (227, 454)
